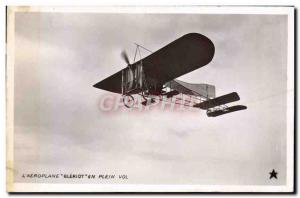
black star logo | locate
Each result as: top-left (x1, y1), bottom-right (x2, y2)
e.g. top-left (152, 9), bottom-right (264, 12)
top-left (269, 169), bottom-right (278, 179)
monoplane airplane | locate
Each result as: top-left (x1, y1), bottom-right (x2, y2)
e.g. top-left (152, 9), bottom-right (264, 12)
top-left (93, 33), bottom-right (247, 117)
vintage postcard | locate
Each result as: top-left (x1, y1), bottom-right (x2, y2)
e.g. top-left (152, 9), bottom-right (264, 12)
top-left (6, 6), bottom-right (294, 192)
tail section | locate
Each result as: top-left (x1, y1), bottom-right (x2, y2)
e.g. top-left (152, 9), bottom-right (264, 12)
top-left (206, 105), bottom-right (247, 117)
top-left (193, 92), bottom-right (247, 117)
top-left (194, 92), bottom-right (240, 109)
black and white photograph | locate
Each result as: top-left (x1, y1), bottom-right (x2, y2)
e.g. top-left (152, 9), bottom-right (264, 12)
top-left (6, 6), bottom-right (294, 192)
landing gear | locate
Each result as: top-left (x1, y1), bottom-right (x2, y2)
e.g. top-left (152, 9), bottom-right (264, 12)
top-left (122, 95), bottom-right (135, 108)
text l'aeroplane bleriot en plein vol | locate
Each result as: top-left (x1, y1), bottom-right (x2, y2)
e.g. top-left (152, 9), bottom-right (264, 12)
top-left (93, 33), bottom-right (247, 117)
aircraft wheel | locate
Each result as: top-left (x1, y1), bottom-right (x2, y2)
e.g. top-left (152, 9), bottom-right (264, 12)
top-left (142, 91), bottom-right (150, 98)
top-left (123, 95), bottom-right (135, 108)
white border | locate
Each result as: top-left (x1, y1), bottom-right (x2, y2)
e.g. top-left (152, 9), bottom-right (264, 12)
top-left (6, 6), bottom-right (295, 192)
top-left (10, 183), bottom-right (293, 192)
top-left (7, 6), bottom-right (295, 14)
top-left (285, 6), bottom-right (294, 193)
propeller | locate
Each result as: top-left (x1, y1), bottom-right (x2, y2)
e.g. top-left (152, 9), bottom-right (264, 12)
top-left (121, 50), bottom-right (130, 65)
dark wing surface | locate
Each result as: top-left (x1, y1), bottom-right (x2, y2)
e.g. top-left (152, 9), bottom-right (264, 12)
top-left (142, 33), bottom-right (215, 86)
top-left (93, 33), bottom-right (215, 94)
top-left (93, 71), bottom-right (123, 93)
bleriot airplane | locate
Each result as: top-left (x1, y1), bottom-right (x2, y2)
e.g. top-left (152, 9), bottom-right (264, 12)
top-left (93, 33), bottom-right (247, 117)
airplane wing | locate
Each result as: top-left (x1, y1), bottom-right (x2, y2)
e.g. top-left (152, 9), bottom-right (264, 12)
top-left (93, 33), bottom-right (215, 94)
top-left (141, 33), bottom-right (215, 86)
top-left (93, 70), bottom-right (123, 94)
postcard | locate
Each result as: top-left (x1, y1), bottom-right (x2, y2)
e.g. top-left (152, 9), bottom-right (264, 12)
top-left (6, 6), bottom-right (294, 192)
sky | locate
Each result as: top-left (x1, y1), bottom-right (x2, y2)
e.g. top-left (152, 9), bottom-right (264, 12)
top-left (13, 12), bottom-right (289, 185)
